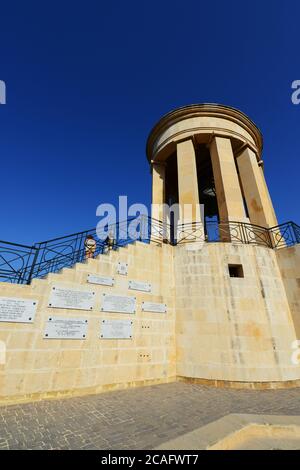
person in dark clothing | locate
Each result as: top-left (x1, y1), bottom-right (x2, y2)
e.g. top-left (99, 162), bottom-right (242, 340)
top-left (104, 232), bottom-right (115, 252)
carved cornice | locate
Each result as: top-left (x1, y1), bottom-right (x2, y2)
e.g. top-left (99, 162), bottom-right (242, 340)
top-left (146, 103), bottom-right (263, 162)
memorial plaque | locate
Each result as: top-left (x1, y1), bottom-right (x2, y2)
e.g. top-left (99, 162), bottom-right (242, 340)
top-left (128, 280), bottom-right (152, 293)
top-left (48, 286), bottom-right (95, 310)
top-left (44, 316), bottom-right (88, 339)
top-left (100, 319), bottom-right (133, 339)
top-left (117, 261), bottom-right (128, 275)
top-left (0, 297), bottom-right (37, 323)
top-left (142, 301), bottom-right (167, 313)
top-left (101, 293), bottom-right (136, 314)
top-left (87, 274), bottom-right (115, 287)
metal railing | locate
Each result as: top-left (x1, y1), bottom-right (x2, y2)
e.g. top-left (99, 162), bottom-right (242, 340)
top-left (269, 222), bottom-right (300, 249)
top-left (176, 220), bottom-right (273, 247)
top-left (0, 240), bottom-right (38, 284)
top-left (0, 217), bottom-right (299, 285)
top-left (176, 220), bottom-right (300, 249)
top-left (30, 228), bottom-right (105, 282)
top-left (30, 217), bottom-right (146, 284)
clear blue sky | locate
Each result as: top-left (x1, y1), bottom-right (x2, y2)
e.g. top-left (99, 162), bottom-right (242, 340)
top-left (0, 0), bottom-right (299, 245)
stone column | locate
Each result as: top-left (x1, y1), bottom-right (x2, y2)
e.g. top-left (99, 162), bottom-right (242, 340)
top-left (176, 139), bottom-right (203, 243)
top-left (151, 162), bottom-right (166, 242)
top-left (210, 136), bottom-right (247, 223)
top-left (259, 161), bottom-right (278, 227)
top-left (177, 139), bottom-right (200, 221)
top-left (151, 162), bottom-right (165, 221)
top-left (237, 147), bottom-right (278, 228)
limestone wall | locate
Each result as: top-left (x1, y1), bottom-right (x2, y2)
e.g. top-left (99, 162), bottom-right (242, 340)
top-left (174, 243), bottom-right (299, 383)
top-left (0, 242), bottom-right (176, 404)
top-left (276, 245), bottom-right (300, 338)
top-left (1, 239), bottom-right (300, 404)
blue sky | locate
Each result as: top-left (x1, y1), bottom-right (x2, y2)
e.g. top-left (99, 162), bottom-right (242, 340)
top-left (0, 0), bottom-right (299, 244)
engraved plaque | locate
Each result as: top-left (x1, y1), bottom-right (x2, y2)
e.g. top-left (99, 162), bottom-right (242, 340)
top-left (128, 280), bottom-right (152, 293)
top-left (0, 297), bottom-right (37, 323)
top-left (87, 274), bottom-right (115, 287)
top-left (142, 301), bottom-right (167, 313)
top-left (44, 316), bottom-right (88, 339)
top-left (117, 261), bottom-right (128, 275)
top-left (101, 293), bottom-right (136, 314)
top-left (100, 319), bottom-right (133, 339)
top-left (48, 286), bottom-right (95, 310)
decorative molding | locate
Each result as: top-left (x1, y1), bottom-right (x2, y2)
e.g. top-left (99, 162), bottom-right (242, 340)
top-left (147, 103), bottom-right (263, 162)
top-left (151, 127), bottom-right (259, 162)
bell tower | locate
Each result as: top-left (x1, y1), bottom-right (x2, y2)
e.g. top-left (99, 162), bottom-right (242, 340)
top-left (145, 104), bottom-right (300, 387)
top-left (147, 104), bottom-right (278, 237)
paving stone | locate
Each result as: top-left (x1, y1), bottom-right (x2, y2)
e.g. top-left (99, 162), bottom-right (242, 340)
top-left (0, 382), bottom-right (300, 449)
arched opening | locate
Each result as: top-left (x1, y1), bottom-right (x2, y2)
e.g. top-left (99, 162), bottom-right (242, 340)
top-left (165, 152), bottom-right (179, 244)
top-left (196, 144), bottom-right (219, 237)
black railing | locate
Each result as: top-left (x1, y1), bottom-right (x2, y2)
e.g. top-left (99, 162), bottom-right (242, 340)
top-left (0, 240), bottom-right (38, 284)
top-left (0, 217), bottom-right (299, 285)
top-left (29, 217), bottom-right (147, 283)
top-left (176, 220), bottom-right (300, 249)
top-left (30, 228), bottom-right (106, 282)
top-left (269, 222), bottom-right (300, 249)
top-left (176, 220), bottom-right (273, 247)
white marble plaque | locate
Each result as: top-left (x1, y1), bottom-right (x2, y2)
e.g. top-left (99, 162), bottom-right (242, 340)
top-left (142, 301), bottom-right (167, 313)
top-left (0, 297), bottom-right (38, 323)
top-left (101, 293), bottom-right (136, 314)
top-left (87, 273), bottom-right (115, 287)
top-left (117, 261), bottom-right (128, 275)
top-left (48, 286), bottom-right (95, 310)
top-left (128, 280), bottom-right (152, 293)
top-left (100, 319), bottom-right (133, 339)
top-left (44, 316), bottom-right (88, 339)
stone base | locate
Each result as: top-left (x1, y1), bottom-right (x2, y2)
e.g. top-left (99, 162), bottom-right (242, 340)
top-left (0, 376), bottom-right (176, 407)
top-left (178, 376), bottom-right (300, 390)
top-left (156, 413), bottom-right (300, 450)
top-left (4, 375), bottom-right (300, 407)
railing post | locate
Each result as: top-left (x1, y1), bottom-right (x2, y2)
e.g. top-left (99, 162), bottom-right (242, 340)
top-left (240, 222), bottom-right (248, 244)
top-left (26, 245), bottom-right (40, 285)
top-left (266, 226), bottom-right (274, 249)
top-left (292, 223), bottom-right (300, 244)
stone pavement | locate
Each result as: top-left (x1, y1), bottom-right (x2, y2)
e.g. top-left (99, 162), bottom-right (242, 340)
top-left (0, 382), bottom-right (300, 449)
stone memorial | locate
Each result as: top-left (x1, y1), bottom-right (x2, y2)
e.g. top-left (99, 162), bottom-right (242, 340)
top-left (0, 297), bottom-right (38, 323)
top-left (141, 301), bottom-right (167, 313)
top-left (87, 273), bottom-right (115, 286)
top-left (101, 293), bottom-right (136, 314)
top-left (100, 319), bottom-right (133, 339)
top-left (117, 261), bottom-right (128, 275)
top-left (48, 286), bottom-right (95, 310)
top-left (128, 280), bottom-right (152, 293)
top-left (44, 316), bottom-right (88, 339)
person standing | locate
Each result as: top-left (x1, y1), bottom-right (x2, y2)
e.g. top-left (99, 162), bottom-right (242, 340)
top-left (84, 235), bottom-right (97, 259)
top-left (104, 231), bottom-right (115, 253)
